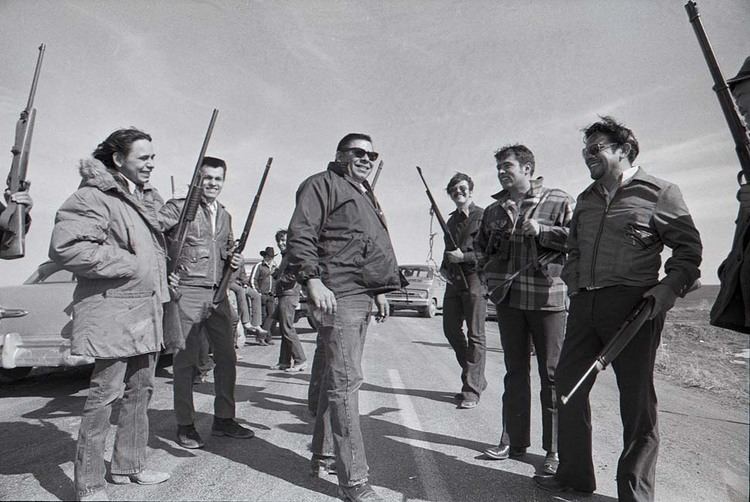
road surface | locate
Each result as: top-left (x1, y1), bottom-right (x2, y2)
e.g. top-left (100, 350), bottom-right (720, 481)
top-left (0, 313), bottom-right (747, 501)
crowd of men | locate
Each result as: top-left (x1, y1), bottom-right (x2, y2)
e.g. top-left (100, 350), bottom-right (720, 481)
top-left (1, 58), bottom-right (749, 502)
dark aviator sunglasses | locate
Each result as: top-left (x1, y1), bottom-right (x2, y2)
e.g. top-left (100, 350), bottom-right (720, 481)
top-left (341, 147), bottom-right (379, 162)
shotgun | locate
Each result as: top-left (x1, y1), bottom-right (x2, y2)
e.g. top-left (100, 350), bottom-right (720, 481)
top-left (0, 44), bottom-right (45, 259)
top-left (213, 157), bottom-right (273, 305)
top-left (415, 166), bottom-right (468, 289)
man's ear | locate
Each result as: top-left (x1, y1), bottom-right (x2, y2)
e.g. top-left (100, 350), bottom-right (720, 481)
top-left (522, 163), bottom-right (533, 176)
top-left (334, 151), bottom-right (345, 163)
top-left (113, 152), bottom-right (124, 169)
top-left (619, 143), bottom-right (632, 160)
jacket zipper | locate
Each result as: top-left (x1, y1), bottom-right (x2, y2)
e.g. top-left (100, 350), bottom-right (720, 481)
top-left (589, 190), bottom-right (617, 287)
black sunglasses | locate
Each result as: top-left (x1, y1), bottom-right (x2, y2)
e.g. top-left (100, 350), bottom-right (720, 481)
top-left (340, 147), bottom-right (379, 162)
top-left (582, 143), bottom-right (617, 157)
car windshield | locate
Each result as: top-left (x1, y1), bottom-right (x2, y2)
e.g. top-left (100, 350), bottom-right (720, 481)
top-left (400, 267), bottom-right (433, 280)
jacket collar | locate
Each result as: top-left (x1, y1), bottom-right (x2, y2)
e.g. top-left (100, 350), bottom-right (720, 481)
top-left (580, 165), bottom-right (657, 197)
top-left (491, 176), bottom-right (545, 202)
top-left (449, 201), bottom-right (481, 217)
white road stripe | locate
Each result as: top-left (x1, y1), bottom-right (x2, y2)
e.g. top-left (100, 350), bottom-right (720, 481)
top-left (387, 368), bottom-right (452, 502)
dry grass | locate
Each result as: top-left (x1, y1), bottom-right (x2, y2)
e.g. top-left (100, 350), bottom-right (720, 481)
top-left (656, 293), bottom-right (749, 406)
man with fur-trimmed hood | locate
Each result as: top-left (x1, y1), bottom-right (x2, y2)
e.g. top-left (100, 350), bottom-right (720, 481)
top-left (49, 128), bottom-right (170, 501)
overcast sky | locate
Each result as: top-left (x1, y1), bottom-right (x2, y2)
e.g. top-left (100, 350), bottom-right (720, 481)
top-left (1, 0), bottom-right (749, 286)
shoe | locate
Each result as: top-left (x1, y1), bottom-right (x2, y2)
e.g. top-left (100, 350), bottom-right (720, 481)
top-left (337, 482), bottom-right (383, 501)
top-left (176, 424), bottom-right (205, 449)
top-left (458, 399), bottom-right (478, 409)
top-left (483, 443), bottom-right (526, 460)
top-left (270, 363), bottom-right (290, 370)
top-left (265, 338), bottom-right (275, 345)
top-left (533, 475), bottom-right (593, 494)
top-left (454, 392), bottom-right (463, 401)
top-left (110, 469), bottom-right (170, 485)
top-left (255, 326), bottom-right (269, 336)
top-left (79, 490), bottom-right (108, 501)
top-left (310, 455), bottom-right (337, 477)
top-left (543, 451), bottom-right (559, 475)
top-left (255, 336), bottom-right (269, 346)
top-left (285, 362), bottom-right (308, 372)
top-left (212, 417), bottom-right (255, 439)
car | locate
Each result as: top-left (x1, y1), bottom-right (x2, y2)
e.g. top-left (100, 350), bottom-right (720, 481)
top-left (386, 263), bottom-right (447, 318)
top-left (0, 261), bottom-right (92, 383)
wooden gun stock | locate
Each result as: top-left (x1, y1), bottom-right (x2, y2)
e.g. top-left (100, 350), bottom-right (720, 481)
top-left (1, 43), bottom-right (45, 259)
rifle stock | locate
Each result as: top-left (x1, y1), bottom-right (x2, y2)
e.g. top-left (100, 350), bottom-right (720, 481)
top-left (685, 1), bottom-right (750, 182)
top-left (370, 160), bottom-right (384, 190)
top-left (213, 157), bottom-right (273, 305)
top-left (415, 166), bottom-right (468, 289)
top-left (0, 44), bottom-right (45, 259)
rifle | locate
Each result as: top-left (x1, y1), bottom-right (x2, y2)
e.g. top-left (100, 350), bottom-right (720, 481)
top-left (561, 280), bottom-right (701, 405)
top-left (213, 157), bottom-right (273, 305)
top-left (685, 1), bottom-right (750, 183)
top-left (370, 160), bottom-right (384, 190)
top-left (0, 44), bottom-right (45, 259)
top-left (487, 249), bottom-right (561, 304)
top-left (163, 109), bottom-right (219, 351)
top-left (415, 166), bottom-right (468, 289)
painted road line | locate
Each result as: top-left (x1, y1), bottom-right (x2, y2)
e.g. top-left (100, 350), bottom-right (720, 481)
top-left (388, 368), bottom-right (452, 502)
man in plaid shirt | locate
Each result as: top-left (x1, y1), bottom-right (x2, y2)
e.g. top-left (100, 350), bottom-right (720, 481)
top-left (475, 144), bottom-right (574, 475)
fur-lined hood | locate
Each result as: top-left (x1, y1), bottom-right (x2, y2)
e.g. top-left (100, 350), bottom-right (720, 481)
top-left (77, 157), bottom-right (156, 195)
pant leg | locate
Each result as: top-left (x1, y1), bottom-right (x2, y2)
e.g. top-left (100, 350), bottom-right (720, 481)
top-left (310, 330), bottom-right (333, 457)
top-left (275, 303), bottom-right (292, 366)
top-left (309, 331), bottom-right (326, 416)
top-left (246, 288), bottom-right (263, 326)
top-left (279, 294), bottom-right (306, 364)
top-left (526, 310), bottom-right (565, 453)
top-left (75, 358), bottom-right (129, 499)
top-left (495, 305), bottom-right (532, 447)
top-left (312, 293), bottom-right (372, 486)
top-left (598, 287), bottom-right (662, 502)
top-left (229, 283), bottom-right (251, 325)
top-left (204, 296), bottom-right (237, 419)
top-left (555, 292), bottom-right (601, 493)
top-left (261, 294), bottom-right (275, 331)
top-left (442, 287), bottom-right (468, 390)
top-left (462, 274), bottom-right (487, 399)
top-left (111, 352), bottom-right (158, 475)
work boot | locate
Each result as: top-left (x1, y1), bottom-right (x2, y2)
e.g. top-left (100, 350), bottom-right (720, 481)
top-left (110, 469), bottom-right (170, 485)
top-left (310, 454), bottom-right (337, 477)
top-left (212, 417), bottom-right (255, 439)
top-left (337, 482), bottom-right (383, 501)
top-left (542, 451), bottom-right (559, 475)
top-left (176, 424), bottom-right (205, 449)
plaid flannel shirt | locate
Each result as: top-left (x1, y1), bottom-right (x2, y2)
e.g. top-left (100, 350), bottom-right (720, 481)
top-left (475, 178), bottom-right (574, 311)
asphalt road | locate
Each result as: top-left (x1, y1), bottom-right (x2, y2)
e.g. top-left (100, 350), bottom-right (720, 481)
top-left (0, 313), bottom-right (747, 501)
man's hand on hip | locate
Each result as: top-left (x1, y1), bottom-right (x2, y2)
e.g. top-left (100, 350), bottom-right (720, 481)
top-left (307, 278), bottom-right (337, 314)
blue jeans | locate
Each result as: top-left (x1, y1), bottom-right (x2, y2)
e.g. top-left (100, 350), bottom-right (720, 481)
top-left (310, 293), bottom-right (372, 487)
top-left (277, 293), bottom-right (306, 366)
top-left (74, 352), bottom-right (158, 498)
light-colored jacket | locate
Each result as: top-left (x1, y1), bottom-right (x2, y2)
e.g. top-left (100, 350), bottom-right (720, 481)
top-left (49, 158), bottom-right (169, 358)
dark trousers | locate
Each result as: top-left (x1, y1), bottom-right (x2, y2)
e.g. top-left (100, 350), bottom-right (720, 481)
top-left (442, 274), bottom-right (487, 400)
top-left (277, 293), bottom-right (306, 366)
top-left (260, 293), bottom-right (276, 331)
top-left (495, 305), bottom-right (564, 452)
top-left (555, 286), bottom-right (664, 501)
top-left (172, 286), bottom-right (237, 425)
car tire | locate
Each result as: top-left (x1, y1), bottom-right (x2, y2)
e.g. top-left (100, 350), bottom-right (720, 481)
top-left (421, 299), bottom-right (437, 318)
top-left (0, 367), bottom-right (33, 384)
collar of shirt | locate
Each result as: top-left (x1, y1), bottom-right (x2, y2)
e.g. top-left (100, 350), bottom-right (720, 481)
top-left (620, 165), bottom-right (639, 185)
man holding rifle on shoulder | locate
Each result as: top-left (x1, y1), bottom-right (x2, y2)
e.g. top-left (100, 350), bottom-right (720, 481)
top-left (440, 172), bottom-right (487, 410)
top-left (159, 155), bottom-right (254, 449)
top-left (535, 117), bottom-right (702, 501)
top-left (475, 144), bottom-right (573, 475)
top-left (49, 128), bottom-right (170, 501)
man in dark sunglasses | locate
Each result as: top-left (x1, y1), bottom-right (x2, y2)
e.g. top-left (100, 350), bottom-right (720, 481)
top-left (286, 133), bottom-right (401, 502)
top-left (535, 116), bottom-right (702, 501)
top-left (440, 172), bottom-right (487, 410)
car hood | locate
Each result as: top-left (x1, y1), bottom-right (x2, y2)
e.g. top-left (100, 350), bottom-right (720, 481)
top-left (0, 284), bottom-right (74, 337)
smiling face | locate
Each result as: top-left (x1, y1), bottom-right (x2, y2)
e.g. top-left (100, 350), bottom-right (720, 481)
top-left (582, 132), bottom-right (621, 181)
top-left (200, 165), bottom-right (225, 203)
top-left (448, 179), bottom-right (472, 208)
top-left (496, 152), bottom-right (531, 192)
top-left (335, 138), bottom-right (377, 184)
top-left (113, 139), bottom-right (155, 186)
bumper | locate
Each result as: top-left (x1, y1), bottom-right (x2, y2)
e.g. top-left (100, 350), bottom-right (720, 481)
top-left (1, 332), bottom-right (94, 369)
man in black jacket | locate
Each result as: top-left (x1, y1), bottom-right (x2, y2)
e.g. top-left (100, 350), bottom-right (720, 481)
top-left (287, 133), bottom-right (401, 502)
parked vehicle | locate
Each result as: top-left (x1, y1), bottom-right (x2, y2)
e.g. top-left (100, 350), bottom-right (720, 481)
top-left (0, 261), bottom-right (92, 383)
top-left (386, 263), bottom-right (446, 318)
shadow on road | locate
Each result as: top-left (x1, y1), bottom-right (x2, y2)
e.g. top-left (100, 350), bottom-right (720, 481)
top-left (412, 339), bottom-right (504, 354)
